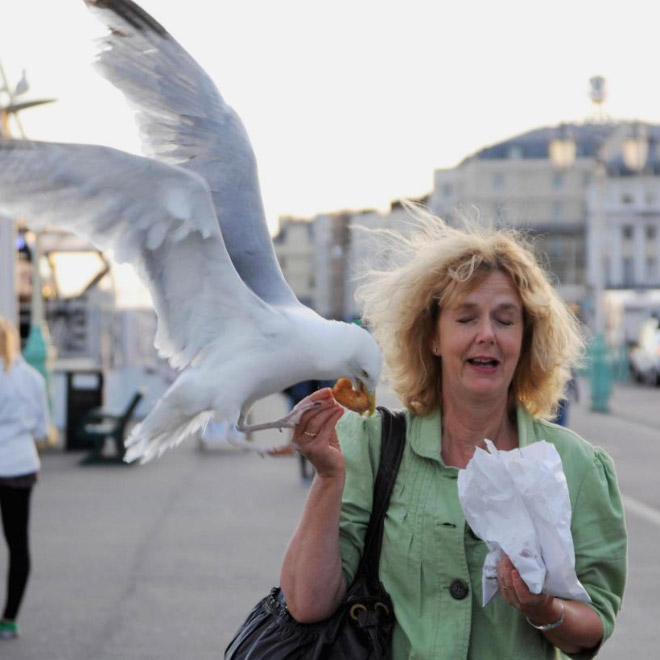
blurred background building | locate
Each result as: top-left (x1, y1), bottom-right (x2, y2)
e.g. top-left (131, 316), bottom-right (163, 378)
top-left (274, 116), bottom-right (660, 347)
top-left (3, 72), bottom-right (660, 443)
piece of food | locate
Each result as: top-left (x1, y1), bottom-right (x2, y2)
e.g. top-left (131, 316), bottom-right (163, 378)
top-left (332, 378), bottom-right (374, 415)
top-left (267, 444), bottom-right (296, 457)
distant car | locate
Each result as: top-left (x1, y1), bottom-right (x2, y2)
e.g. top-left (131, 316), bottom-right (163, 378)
top-left (629, 318), bottom-right (660, 386)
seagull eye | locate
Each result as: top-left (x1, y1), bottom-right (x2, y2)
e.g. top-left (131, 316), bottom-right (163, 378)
top-left (361, 369), bottom-right (369, 378)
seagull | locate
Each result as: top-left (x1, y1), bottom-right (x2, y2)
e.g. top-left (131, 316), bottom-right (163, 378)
top-left (0, 0), bottom-right (382, 463)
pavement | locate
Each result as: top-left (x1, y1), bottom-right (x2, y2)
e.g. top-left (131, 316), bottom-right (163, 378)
top-left (567, 379), bottom-right (660, 660)
top-left (0, 380), bottom-right (658, 659)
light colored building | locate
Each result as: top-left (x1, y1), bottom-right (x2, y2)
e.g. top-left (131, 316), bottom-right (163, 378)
top-left (343, 203), bottom-right (421, 320)
top-left (431, 122), bottom-right (660, 335)
top-left (272, 216), bottom-right (316, 308)
top-left (273, 205), bottom-right (420, 320)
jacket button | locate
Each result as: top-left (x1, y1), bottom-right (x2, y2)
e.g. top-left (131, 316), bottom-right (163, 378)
top-left (449, 579), bottom-right (469, 600)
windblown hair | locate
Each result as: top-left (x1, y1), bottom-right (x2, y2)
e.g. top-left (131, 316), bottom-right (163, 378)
top-left (356, 210), bottom-right (584, 419)
top-left (0, 316), bottom-right (19, 372)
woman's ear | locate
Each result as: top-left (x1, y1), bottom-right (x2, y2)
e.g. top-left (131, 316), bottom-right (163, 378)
top-left (429, 330), bottom-right (440, 356)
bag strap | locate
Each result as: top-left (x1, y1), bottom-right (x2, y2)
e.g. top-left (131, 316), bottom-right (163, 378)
top-left (355, 407), bottom-right (406, 585)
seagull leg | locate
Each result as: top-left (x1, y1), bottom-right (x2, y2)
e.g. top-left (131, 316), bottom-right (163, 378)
top-left (227, 399), bottom-right (324, 456)
top-left (236, 398), bottom-right (322, 434)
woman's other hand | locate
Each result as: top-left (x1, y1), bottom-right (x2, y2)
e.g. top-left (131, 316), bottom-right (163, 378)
top-left (292, 388), bottom-right (345, 479)
top-left (496, 554), bottom-right (603, 654)
top-left (497, 554), bottom-right (554, 615)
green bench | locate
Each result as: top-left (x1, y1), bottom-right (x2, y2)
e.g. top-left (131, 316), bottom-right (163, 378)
top-left (79, 389), bottom-right (144, 464)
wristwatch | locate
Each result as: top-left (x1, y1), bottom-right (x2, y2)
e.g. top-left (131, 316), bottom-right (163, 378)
top-left (526, 600), bottom-right (565, 631)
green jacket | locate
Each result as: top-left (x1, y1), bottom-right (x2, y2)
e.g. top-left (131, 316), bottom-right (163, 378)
top-left (337, 406), bottom-right (627, 660)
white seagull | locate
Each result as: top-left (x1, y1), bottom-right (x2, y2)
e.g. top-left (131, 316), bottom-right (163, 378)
top-left (0, 0), bottom-right (382, 463)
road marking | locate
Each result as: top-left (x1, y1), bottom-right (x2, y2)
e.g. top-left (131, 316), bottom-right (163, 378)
top-left (622, 495), bottom-right (660, 528)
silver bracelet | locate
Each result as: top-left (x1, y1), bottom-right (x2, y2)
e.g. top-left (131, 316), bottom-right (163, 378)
top-left (526, 600), bottom-right (565, 631)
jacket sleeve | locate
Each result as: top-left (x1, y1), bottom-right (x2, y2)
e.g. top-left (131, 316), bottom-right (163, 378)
top-left (565, 447), bottom-right (627, 659)
top-left (336, 411), bottom-right (382, 585)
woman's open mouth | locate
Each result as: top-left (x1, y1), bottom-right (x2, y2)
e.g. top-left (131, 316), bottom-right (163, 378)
top-left (466, 357), bottom-right (500, 372)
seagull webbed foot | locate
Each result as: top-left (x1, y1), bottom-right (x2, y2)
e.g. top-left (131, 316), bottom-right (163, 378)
top-left (236, 398), bottom-right (321, 434)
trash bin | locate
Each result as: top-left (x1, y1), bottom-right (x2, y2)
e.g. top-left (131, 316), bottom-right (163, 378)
top-left (65, 370), bottom-right (104, 451)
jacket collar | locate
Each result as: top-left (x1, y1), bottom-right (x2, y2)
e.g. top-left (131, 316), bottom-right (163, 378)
top-left (409, 403), bottom-right (537, 465)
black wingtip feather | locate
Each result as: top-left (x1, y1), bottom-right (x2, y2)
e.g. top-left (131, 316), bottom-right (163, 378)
top-left (85, 0), bottom-right (170, 38)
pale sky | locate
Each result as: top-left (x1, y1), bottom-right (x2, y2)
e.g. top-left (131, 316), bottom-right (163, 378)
top-left (3, 0), bottom-right (660, 235)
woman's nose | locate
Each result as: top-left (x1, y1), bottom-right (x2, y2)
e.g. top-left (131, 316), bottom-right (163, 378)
top-left (476, 318), bottom-right (496, 343)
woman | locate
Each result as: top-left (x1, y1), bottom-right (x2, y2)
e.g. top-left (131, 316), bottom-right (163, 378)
top-left (280, 219), bottom-right (627, 659)
top-left (0, 317), bottom-right (49, 640)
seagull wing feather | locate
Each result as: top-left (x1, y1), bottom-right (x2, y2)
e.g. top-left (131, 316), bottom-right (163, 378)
top-left (85, 0), bottom-right (300, 307)
top-left (0, 140), bottom-right (272, 369)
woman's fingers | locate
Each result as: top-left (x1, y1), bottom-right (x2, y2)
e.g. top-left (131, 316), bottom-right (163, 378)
top-left (497, 554), bottom-right (514, 588)
top-left (295, 395), bottom-right (340, 433)
top-left (288, 388), bottom-right (346, 477)
top-left (511, 569), bottom-right (529, 601)
top-left (296, 406), bottom-right (342, 443)
top-left (497, 555), bottom-right (519, 607)
top-left (498, 555), bottom-right (550, 612)
top-left (295, 407), bottom-right (346, 478)
top-left (309, 387), bottom-right (334, 402)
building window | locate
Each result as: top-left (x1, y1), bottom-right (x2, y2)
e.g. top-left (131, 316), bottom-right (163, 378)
top-left (553, 172), bottom-right (565, 189)
top-left (646, 225), bottom-right (657, 240)
top-left (493, 173), bottom-right (506, 190)
top-left (622, 225), bottom-right (634, 240)
top-left (604, 256), bottom-right (612, 287)
top-left (623, 257), bottom-right (635, 287)
top-left (583, 172), bottom-right (592, 187)
top-left (552, 202), bottom-right (563, 221)
top-left (622, 193), bottom-right (634, 204)
top-left (647, 257), bottom-right (657, 282)
top-left (442, 183), bottom-right (453, 198)
top-left (508, 145), bottom-right (523, 159)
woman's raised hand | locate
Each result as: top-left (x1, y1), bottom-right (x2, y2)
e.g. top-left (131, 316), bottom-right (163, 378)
top-left (292, 388), bottom-right (345, 479)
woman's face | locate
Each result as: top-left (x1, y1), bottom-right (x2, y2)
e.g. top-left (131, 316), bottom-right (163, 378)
top-left (431, 271), bottom-right (524, 404)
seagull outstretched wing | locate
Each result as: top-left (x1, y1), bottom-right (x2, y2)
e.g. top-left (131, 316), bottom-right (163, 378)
top-left (0, 1), bottom-right (383, 463)
top-left (0, 140), bottom-right (274, 370)
top-left (84, 0), bottom-right (299, 307)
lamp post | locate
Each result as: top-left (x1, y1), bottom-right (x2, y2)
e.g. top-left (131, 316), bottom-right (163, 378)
top-left (588, 159), bottom-right (611, 412)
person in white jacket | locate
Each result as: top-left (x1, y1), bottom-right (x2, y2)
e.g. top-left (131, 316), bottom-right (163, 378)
top-left (0, 317), bottom-right (49, 640)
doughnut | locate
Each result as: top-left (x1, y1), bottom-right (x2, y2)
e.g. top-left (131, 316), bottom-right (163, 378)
top-left (332, 378), bottom-right (373, 415)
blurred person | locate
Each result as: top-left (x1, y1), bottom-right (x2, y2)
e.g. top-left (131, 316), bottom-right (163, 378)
top-left (553, 371), bottom-right (578, 427)
top-left (0, 317), bottom-right (49, 640)
top-left (280, 217), bottom-right (627, 659)
top-left (554, 305), bottom-right (581, 427)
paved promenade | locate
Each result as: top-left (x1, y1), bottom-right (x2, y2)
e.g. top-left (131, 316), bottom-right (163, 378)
top-left (1, 382), bottom-right (658, 659)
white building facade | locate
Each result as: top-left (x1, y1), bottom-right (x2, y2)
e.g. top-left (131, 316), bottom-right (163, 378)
top-left (431, 121), bottom-right (660, 338)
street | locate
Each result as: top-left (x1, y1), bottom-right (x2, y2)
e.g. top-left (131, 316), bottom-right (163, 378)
top-left (0, 381), bottom-right (658, 659)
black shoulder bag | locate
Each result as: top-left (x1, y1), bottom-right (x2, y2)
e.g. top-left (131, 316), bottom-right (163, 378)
top-left (225, 407), bottom-right (406, 660)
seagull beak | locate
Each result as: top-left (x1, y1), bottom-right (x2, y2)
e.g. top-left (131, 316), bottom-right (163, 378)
top-left (367, 389), bottom-right (376, 416)
top-left (358, 379), bottom-right (377, 417)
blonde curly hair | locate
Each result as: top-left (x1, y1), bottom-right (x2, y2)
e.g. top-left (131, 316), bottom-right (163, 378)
top-left (0, 316), bottom-right (19, 372)
top-left (356, 212), bottom-right (584, 419)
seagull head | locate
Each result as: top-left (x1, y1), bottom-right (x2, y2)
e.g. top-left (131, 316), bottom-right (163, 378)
top-left (342, 322), bottom-right (382, 415)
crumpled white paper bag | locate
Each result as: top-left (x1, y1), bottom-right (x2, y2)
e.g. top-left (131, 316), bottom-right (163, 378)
top-left (457, 439), bottom-right (590, 606)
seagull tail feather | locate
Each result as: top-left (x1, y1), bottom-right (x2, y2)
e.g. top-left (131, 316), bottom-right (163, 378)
top-left (124, 407), bottom-right (213, 464)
